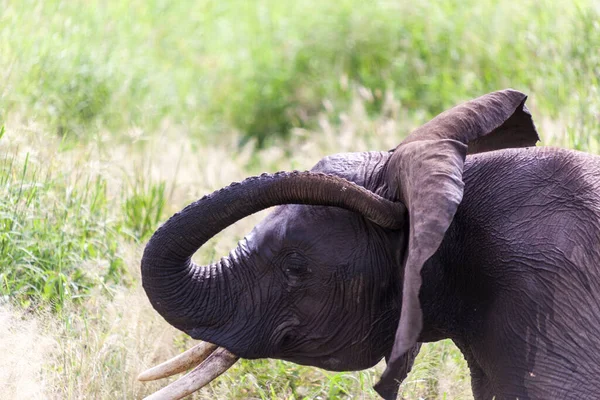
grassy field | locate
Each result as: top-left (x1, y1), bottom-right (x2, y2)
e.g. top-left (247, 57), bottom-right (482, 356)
top-left (1, 0), bottom-right (599, 398)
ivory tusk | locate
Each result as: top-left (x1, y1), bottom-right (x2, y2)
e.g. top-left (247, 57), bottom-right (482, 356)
top-left (143, 347), bottom-right (239, 400)
top-left (138, 342), bottom-right (218, 382)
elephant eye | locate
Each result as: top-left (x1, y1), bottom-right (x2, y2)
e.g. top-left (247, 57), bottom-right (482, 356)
top-left (285, 263), bottom-right (307, 276)
top-left (283, 252), bottom-right (310, 277)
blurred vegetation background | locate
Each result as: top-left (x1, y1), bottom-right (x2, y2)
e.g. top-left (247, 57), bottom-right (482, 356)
top-left (0, 0), bottom-right (599, 399)
top-left (2, 0), bottom-right (599, 144)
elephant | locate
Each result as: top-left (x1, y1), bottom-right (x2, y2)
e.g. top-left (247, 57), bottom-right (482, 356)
top-left (138, 89), bottom-right (600, 400)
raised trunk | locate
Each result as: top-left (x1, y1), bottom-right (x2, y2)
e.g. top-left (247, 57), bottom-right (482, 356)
top-left (141, 171), bottom-right (406, 335)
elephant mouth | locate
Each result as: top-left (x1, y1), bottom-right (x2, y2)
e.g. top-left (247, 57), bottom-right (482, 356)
top-left (138, 342), bottom-right (238, 400)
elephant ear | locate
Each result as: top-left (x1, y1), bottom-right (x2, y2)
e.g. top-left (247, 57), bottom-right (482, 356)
top-left (374, 89), bottom-right (539, 399)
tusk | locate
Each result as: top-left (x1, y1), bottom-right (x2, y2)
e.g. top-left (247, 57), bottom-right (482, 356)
top-left (143, 347), bottom-right (239, 400)
top-left (138, 342), bottom-right (218, 381)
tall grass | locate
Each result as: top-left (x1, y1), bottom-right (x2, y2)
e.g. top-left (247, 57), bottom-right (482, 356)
top-left (0, 132), bottom-right (123, 309)
top-left (1, 0), bottom-right (598, 142)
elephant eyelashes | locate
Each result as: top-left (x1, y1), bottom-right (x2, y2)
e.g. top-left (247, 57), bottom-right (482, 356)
top-left (284, 262), bottom-right (311, 278)
top-left (281, 252), bottom-right (311, 278)
top-left (283, 263), bottom-right (309, 289)
top-left (285, 264), bottom-right (307, 275)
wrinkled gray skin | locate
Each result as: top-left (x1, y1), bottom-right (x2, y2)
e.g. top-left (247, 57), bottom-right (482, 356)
top-left (142, 90), bottom-right (600, 399)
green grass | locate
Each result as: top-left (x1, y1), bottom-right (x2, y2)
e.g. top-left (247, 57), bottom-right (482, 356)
top-left (122, 178), bottom-right (167, 242)
top-left (0, 135), bottom-right (121, 309)
top-left (0, 128), bottom-right (171, 309)
top-left (1, 0), bottom-right (598, 142)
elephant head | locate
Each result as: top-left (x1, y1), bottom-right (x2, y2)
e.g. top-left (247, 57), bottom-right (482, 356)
top-left (139, 89), bottom-right (539, 399)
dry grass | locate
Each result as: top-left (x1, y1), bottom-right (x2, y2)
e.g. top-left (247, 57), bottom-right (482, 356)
top-left (0, 304), bottom-right (56, 399)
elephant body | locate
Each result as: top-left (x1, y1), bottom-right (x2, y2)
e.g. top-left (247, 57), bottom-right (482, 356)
top-left (427, 147), bottom-right (600, 399)
top-left (316, 146), bottom-right (600, 399)
top-left (139, 90), bottom-right (600, 400)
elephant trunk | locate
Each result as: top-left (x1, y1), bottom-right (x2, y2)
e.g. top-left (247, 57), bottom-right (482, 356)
top-left (141, 170), bottom-right (406, 335)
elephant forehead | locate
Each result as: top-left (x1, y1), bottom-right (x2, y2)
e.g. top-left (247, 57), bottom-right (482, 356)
top-left (283, 204), bottom-right (362, 237)
top-left (250, 204), bottom-right (364, 252)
